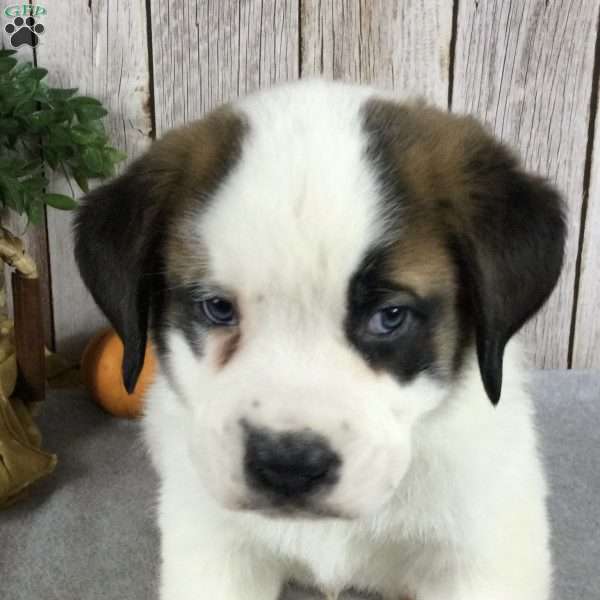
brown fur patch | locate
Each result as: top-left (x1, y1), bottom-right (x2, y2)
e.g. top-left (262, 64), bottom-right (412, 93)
top-left (361, 97), bottom-right (565, 397)
top-left (387, 223), bottom-right (456, 297)
top-left (361, 99), bottom-right (492, 377)
top-left (386, 225), bottom-right (460, 376)
top-left (152, 107), bottom-right (248, 285)
top-left (131, 106), bottom-right (248, 358)
top-left (361, 98), bottom-right (511, 230)
top-left (216, 330), bottom-right (242, 369)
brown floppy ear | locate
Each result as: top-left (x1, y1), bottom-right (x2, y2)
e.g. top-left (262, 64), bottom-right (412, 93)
top-left (451, 142), bottom-right (566, 405)
top-left (74, 157), bottom-right (175, 393)
top-left (74, 109), bottom-right (246, 392)
top-left (362, 100), bottom-right (566, 405)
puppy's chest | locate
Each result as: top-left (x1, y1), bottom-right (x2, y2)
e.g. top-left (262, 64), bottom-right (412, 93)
top-left (254, 520), bottom-right (401, 592)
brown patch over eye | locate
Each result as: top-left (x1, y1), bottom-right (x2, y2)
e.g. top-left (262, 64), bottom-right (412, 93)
top-left (162, 107), bottom-right (248, 286)
top-left (387, 223), bottom-right (456, 298)
top-left (382, 222), bottom-right (463, 377)
top-left (355, 100), bottom-right (481, 381)
top-left (217, 330), bottom-right (241, 369)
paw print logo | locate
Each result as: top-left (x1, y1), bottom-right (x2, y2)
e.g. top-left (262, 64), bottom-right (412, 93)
top-left (4, 16), bottom-right (45, 48)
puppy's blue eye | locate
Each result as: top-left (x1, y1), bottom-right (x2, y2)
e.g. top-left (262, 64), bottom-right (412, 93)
top-left (367, 306), bottom-right (410, 336)
top-left (201, 297), bottom-right (237, 326)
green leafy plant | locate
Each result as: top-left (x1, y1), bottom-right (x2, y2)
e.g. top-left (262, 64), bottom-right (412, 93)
top-left (0, 50), bottom-right (126, 225)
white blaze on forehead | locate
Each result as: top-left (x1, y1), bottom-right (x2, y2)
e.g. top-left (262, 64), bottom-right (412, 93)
top-left (197, 80), bottom-right (386, 318)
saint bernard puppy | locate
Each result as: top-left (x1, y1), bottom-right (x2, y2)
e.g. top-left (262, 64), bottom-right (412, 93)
top-left (74, 80), bottom-right (565, 600)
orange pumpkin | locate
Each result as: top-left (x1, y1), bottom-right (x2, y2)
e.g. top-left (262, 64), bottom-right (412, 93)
top-left (81, 329), bottom-right (157, 418)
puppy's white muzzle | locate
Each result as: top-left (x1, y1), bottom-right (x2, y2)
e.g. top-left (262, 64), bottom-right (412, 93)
top-left (188, 369), bottom-right (412, 519)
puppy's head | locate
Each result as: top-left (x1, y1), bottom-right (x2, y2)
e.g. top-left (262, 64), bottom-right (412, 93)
top-left (75, 82), bottom-right (565, 519)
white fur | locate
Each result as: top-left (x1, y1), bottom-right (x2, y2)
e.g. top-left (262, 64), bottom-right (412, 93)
top-left (143, 80), bottom-right (551, 600)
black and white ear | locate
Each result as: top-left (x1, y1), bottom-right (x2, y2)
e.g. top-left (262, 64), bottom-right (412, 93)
top-left (455, 146), bottom-right (566, 405)
top-left (74, 158), bottom-right (171, 393)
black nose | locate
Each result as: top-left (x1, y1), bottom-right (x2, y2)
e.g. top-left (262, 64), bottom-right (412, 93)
top-left (243, 425), bottom-right (341, 500)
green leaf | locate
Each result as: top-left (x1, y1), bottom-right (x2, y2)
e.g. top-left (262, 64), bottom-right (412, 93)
top-left (46, 125), bottom-right (71, 145)
top-left (22, 160), bottom-right (43, 175)
top-left (21, 174), bottom-right (48, 191)
top-left (49, 87), bottom-right (78, 102)
top-left (27, 200), bottom-right (44, 225)
top-left (81, 146), bottom-right (105, 174)
top-left (84, 118), bottom-right (106, 135)
top-left (75, 104), bottom-right (109, 122)
top-left (0, 156), bottom-right (21, 171)
top-left (7, 158), bottom-right (31, 177)
top-left (29, 68), bottom-right (49, 81)
top-left (43, 193), bottom-right (77, 210)
top-left (43, 146), bottom-right (60, 169)
top-left (0, 180), bottom-right (24, 213)
top-left (104, 147), bottom-right (127, 164)
top-left (13, 76), bottom-right (37, 96)
top-left (14, 100), bottom-right (37, 116)
top-left (11, 62), bottom-right (31, 77)
top-left (100, 159), bottom-right (115, 178)
top-left (69, 96), bottom-right (103, 108)
top-left (73, 170), bottom-right (89, 193)
top-left (32, 87), bottom-right (51, 103)
top-left (0, 56), bottom-right (118, 220)
top-left (46, 105), bottom-right (75, 126)
top-left (0, 118), bottom-right (19, 133)
top-left (0, 58), bottom-right (17, 74)
top-left (28, 110), bottom-right (55, 129)
top-left (70, 124), bottom-right (102, 145)
top-left (47, 143), bottom-right (74, 163)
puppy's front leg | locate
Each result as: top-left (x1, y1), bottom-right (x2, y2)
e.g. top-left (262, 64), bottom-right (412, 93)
top-left (160, 537), bottom-right (283, 600)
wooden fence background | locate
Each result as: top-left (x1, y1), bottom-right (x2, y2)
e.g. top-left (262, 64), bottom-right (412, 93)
top-left (1, 0), bottom-right (599, 369)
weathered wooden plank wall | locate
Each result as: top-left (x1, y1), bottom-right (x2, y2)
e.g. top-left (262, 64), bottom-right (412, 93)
top-left (150, 0), bottom-right (299, 134)
top-left (1, 1), bottom-right (599, 368)
top-left (301, 0), bottom-right (452, 106)
top-left (573, 66), bottom-right (600, 369)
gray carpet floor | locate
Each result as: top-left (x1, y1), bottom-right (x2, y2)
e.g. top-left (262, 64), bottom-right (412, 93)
top-left (1, 371), bottom-right (599, 600)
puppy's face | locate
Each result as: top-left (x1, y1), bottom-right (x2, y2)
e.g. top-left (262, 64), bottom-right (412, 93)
top-left (75, 82), bottom-right (565, 519)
